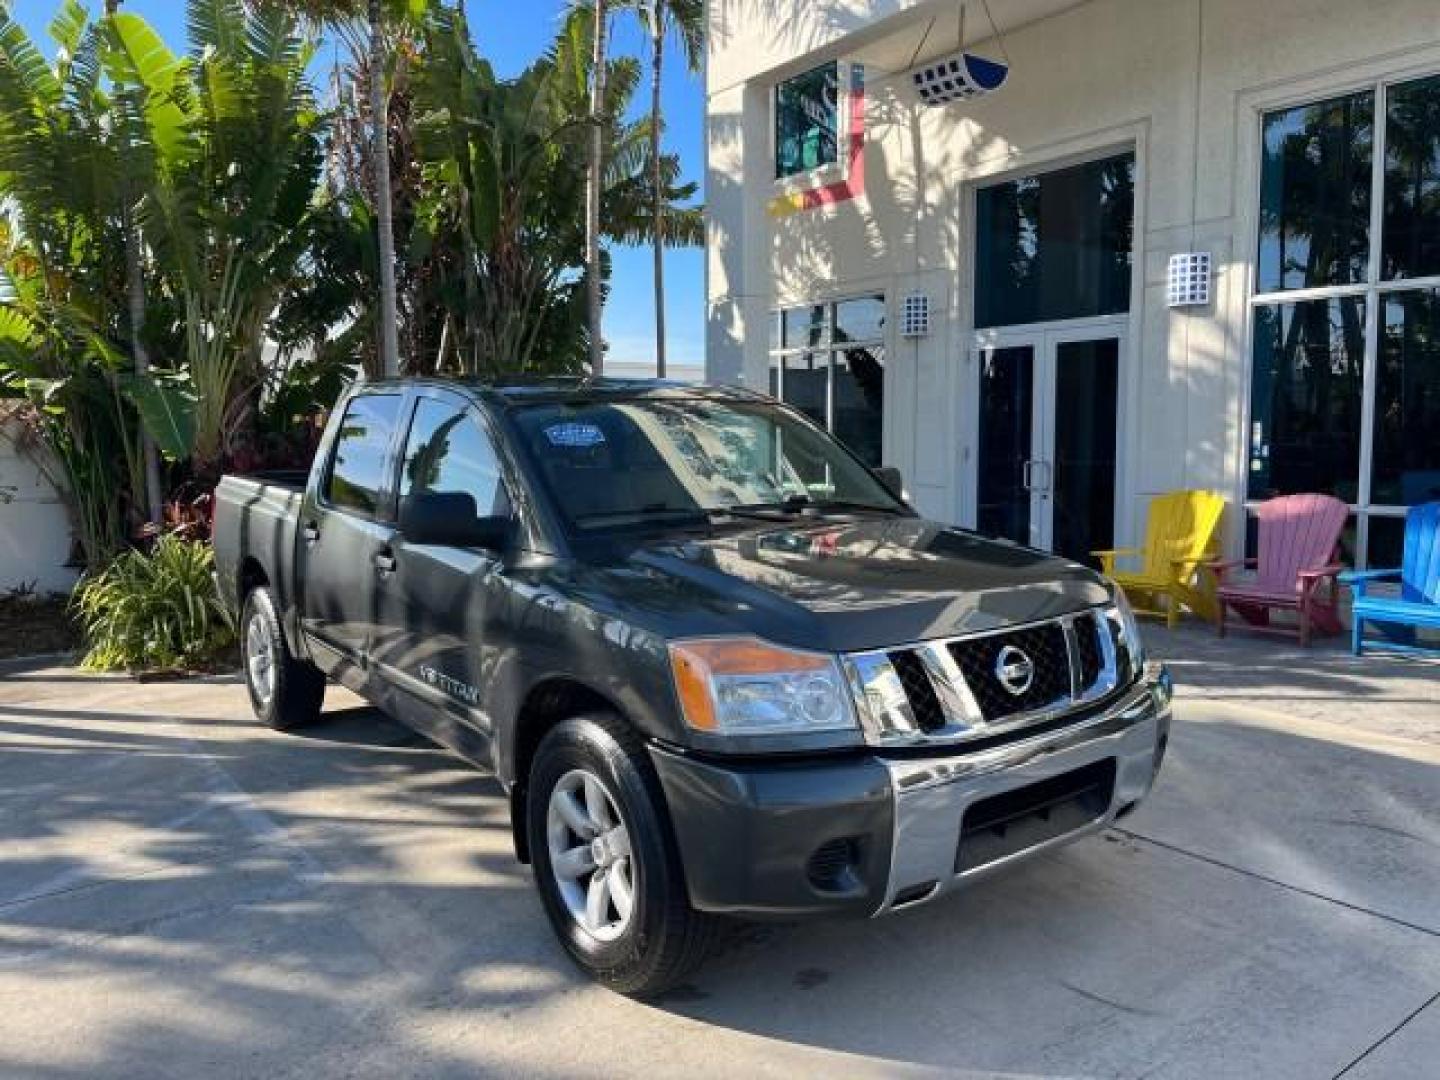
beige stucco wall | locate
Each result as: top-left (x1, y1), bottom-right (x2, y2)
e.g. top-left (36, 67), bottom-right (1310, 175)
top-left (706, 0), bottom-right (1440, 550)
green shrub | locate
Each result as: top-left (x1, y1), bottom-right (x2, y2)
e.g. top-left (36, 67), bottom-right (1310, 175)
top-left (73, 536), bottom-right (234, 672)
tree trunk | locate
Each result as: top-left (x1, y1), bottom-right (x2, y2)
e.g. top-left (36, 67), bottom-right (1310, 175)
top-left (649, 3), bottom-right (666, 379)
top-left (586, 0), bottom-right (609, 376)
top-left (107, 0), bottom-right (162, 524)
top-left (369, 0), bottom-right (401, 378)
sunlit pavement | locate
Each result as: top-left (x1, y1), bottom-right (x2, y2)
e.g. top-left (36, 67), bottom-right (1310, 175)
top-left (1, 639), bottom-right (1438, 1079)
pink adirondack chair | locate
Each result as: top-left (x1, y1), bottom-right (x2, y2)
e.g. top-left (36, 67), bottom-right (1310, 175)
top-left (1209, 493), bottom-right (1349, 646)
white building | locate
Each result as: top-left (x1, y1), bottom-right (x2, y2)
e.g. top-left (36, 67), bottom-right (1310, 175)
top-left (705, 0), bottom-right (1440, 569)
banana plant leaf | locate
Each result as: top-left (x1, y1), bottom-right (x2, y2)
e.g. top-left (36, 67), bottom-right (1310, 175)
top-left (118, 371), bottom-right (197, 461)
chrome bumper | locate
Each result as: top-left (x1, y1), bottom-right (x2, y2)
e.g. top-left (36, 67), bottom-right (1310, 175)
top-left (875, 661), bottom-right (1172, 914)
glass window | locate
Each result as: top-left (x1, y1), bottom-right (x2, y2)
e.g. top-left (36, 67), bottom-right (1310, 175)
top-left (775, 63), bottom-right (839, 179)
top-left (769, 295), bottom-right (886, 467)
top-left (1365, 514), bottom-right (1409, 572)
top-left (324, 394), bottom-right (402, 515)
top-left (1383, 74), bottom-right (1440, 281)
top-left (974, 153), bottom-right (1134, 328)
top-left (1257, 91), bottom-right (1373, 292)
top-left (1374, 290), bottom-right (1440, 506)
top-left (509, 397), bottom-right (904, 530)
top-left (832, 345), bottom-right (885, 467)
top-left (1248, 298), bottom-right (1365, 502)
top-left (400, 399), bottom-right (508, 516)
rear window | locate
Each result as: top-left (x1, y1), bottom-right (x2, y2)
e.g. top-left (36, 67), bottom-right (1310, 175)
top-left (324, 394), bottom-right (403, 514)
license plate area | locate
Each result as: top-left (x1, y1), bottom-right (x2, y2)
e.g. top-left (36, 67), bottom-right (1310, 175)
top-left (954, 758), bottom-right (1117, 874)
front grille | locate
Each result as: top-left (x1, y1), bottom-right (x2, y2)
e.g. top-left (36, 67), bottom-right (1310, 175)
top-left (888, 649), bottom-right (945, 732)
top-left (852, 607), bottom-right (1129, 747)
top-left (948, 622), bottom-right (1070, 721)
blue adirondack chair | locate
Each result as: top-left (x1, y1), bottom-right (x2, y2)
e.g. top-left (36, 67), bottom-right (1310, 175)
top-left (1340, 502), bottom-right (1440, 657)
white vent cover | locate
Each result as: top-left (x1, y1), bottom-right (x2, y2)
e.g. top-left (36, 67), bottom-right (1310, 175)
top-left (1167, 252), bottom-right (1212, 308)
top-left (911, 52), bottom-right (1009, 107)
top-left (901, 293), bottom-right (931, 338)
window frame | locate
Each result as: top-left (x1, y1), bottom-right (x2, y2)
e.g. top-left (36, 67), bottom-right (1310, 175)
top-left (1246, 72), bottom-right (1440, 567)
top-left (771, 60), bottom-right (850, 188)
top-left (767, 293), bottom-right (887, 467)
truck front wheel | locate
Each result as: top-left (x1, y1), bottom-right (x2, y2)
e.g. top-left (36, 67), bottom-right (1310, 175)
top-left (241, 586), bottom-right (326, 731)
top-left (527, 714), bottom-right (718, 996)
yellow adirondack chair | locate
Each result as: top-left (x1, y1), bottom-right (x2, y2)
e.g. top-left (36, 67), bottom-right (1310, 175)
top-left (1092, 490), bottom-right (1225, 628)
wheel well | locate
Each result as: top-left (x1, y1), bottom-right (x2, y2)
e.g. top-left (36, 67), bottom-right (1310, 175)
top-left (509, 678), bottom-right (622, 863)
top-left (238, 558), bottom-right (269, 603)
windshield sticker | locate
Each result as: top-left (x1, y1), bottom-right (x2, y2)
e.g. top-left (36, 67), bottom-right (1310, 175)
top-left (544, 422), bottom-right (606, 448)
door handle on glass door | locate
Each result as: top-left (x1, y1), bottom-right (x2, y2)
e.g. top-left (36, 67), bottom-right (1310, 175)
top-left (374, 549), bottom-right (396, 574)
top-left (1022, 460), bottom-right (1034, 491)
top-left (302, 521), bottom-right (319, 544)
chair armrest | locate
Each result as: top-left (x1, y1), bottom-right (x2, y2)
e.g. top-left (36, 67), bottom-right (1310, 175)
top-left (1298, 563), bottom-right (1344, 581)
top-left (1206, 558), bottom-right (1253, 581)
top-left (1091, 547), bottom-right (1140, 575)
top-left (1338, 567), bottom-right (1400, 599)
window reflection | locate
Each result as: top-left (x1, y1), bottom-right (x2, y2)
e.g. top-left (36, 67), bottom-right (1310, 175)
top-left (1248, 298), bottom-right (1364, 502)
top-left (975, 153), bottom-right (1134, 328)
top-left (1258, 91), bottom-right (1373, 292)
top-left (775, 63), bottom-right (839, 179)
top-left (1375, 290), bottom-right (1440, 505)
top-left (1383, 74), bottom-right (1440, 280)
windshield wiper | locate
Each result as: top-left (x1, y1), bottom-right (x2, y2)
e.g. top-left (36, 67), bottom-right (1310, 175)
top-left (572, 504), bottom-right (714, 527)
top-left (723, 495), bottom-right (902, 518)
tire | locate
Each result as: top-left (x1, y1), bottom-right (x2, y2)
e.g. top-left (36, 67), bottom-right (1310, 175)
top-left (241, 585), bottom-right (326, 731)
top-left (527, 713), bottom-right (719, 997)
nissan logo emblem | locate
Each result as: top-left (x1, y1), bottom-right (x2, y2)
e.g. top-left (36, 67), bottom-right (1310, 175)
top-left (994, 645), bottom-right (1035, 696)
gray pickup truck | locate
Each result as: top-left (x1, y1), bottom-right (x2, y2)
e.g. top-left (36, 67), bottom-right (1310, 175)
top-left (214, 377), bottom-right (1172, 995)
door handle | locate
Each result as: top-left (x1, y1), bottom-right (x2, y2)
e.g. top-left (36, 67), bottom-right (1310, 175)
top-left (1021, 460), bottom-right (1034, 491)
top-left (302, 520), bottom-right (319, 544)
top-left (1035, 461), bottom-right (1053, 496)
top-left (373, 549), bottom-right (396, 574)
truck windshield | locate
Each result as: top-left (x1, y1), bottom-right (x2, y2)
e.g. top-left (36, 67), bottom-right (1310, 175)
top-left (509, 396), bottom-right (905, 530)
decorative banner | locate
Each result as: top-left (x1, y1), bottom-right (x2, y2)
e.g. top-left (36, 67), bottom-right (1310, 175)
top-left (768, 65), bottom-right (866, 219)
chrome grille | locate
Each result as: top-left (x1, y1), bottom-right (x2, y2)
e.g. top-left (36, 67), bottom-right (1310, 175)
top-left (847, 608), bottom-right (1126, 747)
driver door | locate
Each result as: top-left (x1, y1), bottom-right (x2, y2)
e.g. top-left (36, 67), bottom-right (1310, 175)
top-left (371, 391), bottom-right (513, 749)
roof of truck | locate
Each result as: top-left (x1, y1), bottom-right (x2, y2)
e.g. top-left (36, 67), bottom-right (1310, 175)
top-left (359, 375), bottom-right (766, 406)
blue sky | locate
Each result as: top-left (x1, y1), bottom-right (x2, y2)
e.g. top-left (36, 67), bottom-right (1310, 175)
top-left (10, 0), bottom-right (706, 373)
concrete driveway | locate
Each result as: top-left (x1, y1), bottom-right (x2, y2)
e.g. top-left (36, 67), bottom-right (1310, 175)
top-left (2, 644), bottom-right (1439, 1079)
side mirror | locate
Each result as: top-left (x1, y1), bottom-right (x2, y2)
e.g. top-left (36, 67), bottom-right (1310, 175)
top-left (400, 491), bottom-right (511, 551)
top-left (873, 465), bottom-right (906, 500)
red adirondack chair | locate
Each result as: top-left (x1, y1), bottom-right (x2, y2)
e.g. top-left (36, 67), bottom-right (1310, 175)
top-left (1209, 493), bottom-right (1349, 646)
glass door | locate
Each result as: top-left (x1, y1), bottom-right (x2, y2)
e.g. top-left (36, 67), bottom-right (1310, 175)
top-left (974, 329), bottom-right (1122, 564)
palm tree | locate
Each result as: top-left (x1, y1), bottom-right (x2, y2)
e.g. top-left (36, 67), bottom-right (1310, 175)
top-left (262, 0), bottom-right (403, 377)
top-left (639, 0), bottom-right (700, 378)
top-left (585, 0), bottom-right (609, 375)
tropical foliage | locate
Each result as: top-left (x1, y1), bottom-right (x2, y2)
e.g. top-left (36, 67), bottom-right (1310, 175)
top-left (73, 533), bottom-right (233, 670)
top-left (0, 0), bottom-right (701, 586)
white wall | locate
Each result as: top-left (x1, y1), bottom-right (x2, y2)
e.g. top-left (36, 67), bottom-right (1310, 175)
top-left (706, 0), bottom-right (1440, 548)
top-left (0, 420), bottom-right (77, 595)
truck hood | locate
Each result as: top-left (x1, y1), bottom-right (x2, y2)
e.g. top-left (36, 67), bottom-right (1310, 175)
top-left (581, 516), bottom-right (1112, 654)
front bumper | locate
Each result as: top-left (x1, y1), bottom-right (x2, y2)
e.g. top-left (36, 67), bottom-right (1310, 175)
top-left (651, 662), bottom-right (1172, 919)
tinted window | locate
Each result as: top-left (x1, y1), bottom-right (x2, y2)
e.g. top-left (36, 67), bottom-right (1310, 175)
top-left (400, 399), bottom-right (508, 516)
top-left (325, 394), bottom-right (402, 514)
top-left (1248, 298), bottom-right (1364, 501)
top-left (1383, 74), bottom-right (1440, 281)
top-left (1258, 91), bottom-right (1373, 292)
top-left (775, 63), bottom-right (839, 179)
top-left (1374, 289), bottom-right (1440, 505)
top-left (974, 153), bottom-right (1135, 328)
top-left (511, 397), bottom-right (902, 530)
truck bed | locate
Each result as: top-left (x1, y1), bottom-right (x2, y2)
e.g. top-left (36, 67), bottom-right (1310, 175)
top-left (212, 472), bottom-right (308, 617)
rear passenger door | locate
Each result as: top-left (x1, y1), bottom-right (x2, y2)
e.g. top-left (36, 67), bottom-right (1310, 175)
top-left (298, 391), bottom-right (405, 685)
top-left (371, 391), bottom-right (512, 743)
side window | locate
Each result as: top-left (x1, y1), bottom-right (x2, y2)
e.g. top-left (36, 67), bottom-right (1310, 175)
top-left (400, 399), bottom-right (508, 516)
top-left (775, 62), bottom-right (839, 179)
top-left (324, 394), bottom-right (403, 515)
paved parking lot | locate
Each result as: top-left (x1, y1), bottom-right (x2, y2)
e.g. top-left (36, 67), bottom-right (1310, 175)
top-left (2, 637), bottom-right (1439, 1079)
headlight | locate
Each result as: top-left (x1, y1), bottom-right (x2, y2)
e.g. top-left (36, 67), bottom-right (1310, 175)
top-left (1112, 590), bottom-right (1147, 672)
top-left (668, 637), bottom-right (858, 736)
